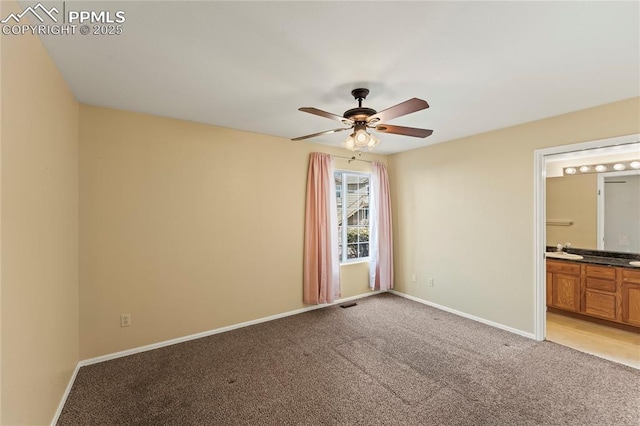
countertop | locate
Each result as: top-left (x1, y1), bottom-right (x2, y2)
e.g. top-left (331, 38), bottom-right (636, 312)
top-left (545, 247), bottom-right (640, 269)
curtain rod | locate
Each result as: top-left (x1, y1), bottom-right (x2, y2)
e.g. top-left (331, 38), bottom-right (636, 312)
top-left (332, 154), bottom-right (372, 164)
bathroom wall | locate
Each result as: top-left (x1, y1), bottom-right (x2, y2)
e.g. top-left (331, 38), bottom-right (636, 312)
top-left (546, 174), bottom-right (598, 249)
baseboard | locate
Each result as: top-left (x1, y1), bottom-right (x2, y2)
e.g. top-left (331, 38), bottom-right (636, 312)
top-left (51, 290), bottom-right (383, 424)
top-left (51, 362), bottom-right (81, 426)
top-left (80, 290), bottom-right (383, 367)
top-left (388, 290), bottom-right (536, 340)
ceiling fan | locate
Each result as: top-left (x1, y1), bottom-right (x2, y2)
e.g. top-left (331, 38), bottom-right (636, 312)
top-left (292, 88), bottom-right (433, 151)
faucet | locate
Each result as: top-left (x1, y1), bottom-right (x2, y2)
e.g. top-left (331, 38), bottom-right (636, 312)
top-left (556, 244), bottom-right (564, 253)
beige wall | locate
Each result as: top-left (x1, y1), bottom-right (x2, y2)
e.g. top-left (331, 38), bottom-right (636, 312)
top-left (79, 105), bottom-right (385, 359)
top-left (388, 97), bottom-right (640, 334)
top-left (546, 174), bottom-right (598, 249)
top-left (1, 0), bottom-right (80, 423)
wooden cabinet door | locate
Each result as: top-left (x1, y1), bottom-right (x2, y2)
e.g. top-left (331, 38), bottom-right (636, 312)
top-left (584, 290), bottom-right (616, 320)
top-left (621, 282), bottom-right (640, 326)
top-left (551, 273), bottom-right (581, 312)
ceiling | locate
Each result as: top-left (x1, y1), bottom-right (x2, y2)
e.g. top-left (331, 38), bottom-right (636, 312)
top-left (32, 1), bottom-right (640, 154)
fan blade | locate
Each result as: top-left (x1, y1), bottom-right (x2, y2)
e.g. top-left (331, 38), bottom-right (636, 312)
top-left (368, 98), bottom-right (429, 123)
top-left (299, 107), bottom-right (353, 124)
top-left (374, 124), bottom-right (433, 138)
top-left (292, 127), bottom-right (351, 141)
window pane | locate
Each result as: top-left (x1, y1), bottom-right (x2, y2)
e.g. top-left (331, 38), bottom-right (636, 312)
top-left (360, 227), bottom-right (369, 242)
top-left (347, 243), bottom-right (358, 259)
top-left (336, 171), bottom-right (371, 263)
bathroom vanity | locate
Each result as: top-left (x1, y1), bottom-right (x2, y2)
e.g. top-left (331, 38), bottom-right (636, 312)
top-left (546, 249), bottom-right (640, 331)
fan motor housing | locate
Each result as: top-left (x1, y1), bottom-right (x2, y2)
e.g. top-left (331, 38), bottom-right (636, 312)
top-left (343, 107), bottom-right (377, 121)
top-left (343, 88), bottom-right (377, 121)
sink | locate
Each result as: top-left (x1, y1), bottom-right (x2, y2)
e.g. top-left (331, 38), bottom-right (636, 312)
top-left (545, 252), bottom-right (584, 260)
top-left (630, 261), bottom-right (640, 267)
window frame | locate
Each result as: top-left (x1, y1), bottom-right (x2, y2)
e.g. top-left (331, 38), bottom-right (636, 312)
top-left (335, 170), bottom-right (371, 264)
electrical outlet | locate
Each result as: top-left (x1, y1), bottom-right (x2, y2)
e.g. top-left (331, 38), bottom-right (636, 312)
top-left (121, 313), bottom-right (131, 327)
top-left (427, 278), bottom-right (435, 287)
top-left (411, 274), bottom-right (417, 282)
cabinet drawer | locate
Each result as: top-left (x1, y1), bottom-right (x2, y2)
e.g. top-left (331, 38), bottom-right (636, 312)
top-left (585, 265), bottom-right (615, 280)
top-left (622, 269), bottom-right (640, 284)
top-left (586, 277), bottom-right (616, 292)
top-left (547, 261), bottom-right (580, 275)
top-left (585, 290), bottom-right (616, 320)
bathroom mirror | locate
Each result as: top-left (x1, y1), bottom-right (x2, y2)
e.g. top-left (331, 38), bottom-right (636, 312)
top-left (546, 170), bottom-right (640, 254)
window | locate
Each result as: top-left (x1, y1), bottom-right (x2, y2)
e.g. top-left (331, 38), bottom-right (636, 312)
top-left (335, 171), bottom-right (370, 262)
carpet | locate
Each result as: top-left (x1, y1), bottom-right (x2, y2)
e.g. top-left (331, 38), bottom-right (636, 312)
top-left (58, 293), bottom-right (640, 425)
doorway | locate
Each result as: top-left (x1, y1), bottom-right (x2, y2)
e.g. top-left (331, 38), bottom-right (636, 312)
top-left (533, 134), bottom-right (640, 365)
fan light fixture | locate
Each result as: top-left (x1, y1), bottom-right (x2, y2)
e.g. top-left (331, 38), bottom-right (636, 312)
top-left (292, 88), bottom-right (432, 151)
top-left (563, 159), bottom-right (640, 176)
top-left (344, 124), bottom-right (379, 151)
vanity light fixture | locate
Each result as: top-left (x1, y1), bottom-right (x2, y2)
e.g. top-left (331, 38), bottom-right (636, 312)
top-left (563, 159), bottom-right (640, 176)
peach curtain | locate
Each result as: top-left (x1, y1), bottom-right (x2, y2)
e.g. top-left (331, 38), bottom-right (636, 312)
top-left (369, 161), bottom-right (394, 290)
top-left (303, 153), bottom-right (340, 304)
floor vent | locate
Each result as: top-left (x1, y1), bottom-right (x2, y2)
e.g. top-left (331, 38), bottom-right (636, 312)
top-left (340, 302), bottom-right (357, 309)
